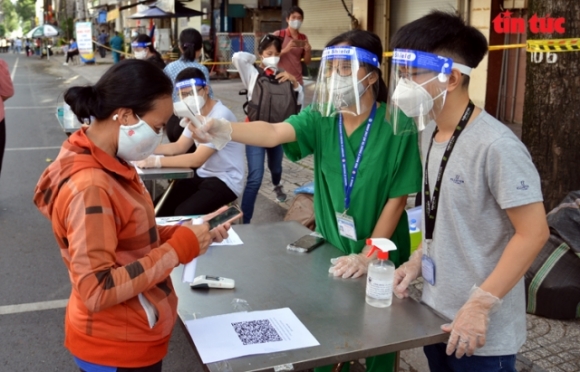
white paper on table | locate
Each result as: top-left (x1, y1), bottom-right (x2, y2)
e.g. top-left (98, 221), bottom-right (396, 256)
top-left (182, 258), bottom-right (198, 283)
top-left (210, 227), bottom-right (243, 246)
top-left (185, 307), bottom-right (319, 364)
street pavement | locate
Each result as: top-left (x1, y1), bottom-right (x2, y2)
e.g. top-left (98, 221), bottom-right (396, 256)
top-left (0, 52), bottom-right (578, 372)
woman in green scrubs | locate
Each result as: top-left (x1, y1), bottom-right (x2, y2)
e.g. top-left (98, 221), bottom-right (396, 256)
top-left (192, 29), bottom-right (421, 372)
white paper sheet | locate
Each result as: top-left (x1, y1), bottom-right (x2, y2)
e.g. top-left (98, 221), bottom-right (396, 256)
top-left (210, 227), bottom-right (243, 246)
top-left (185, 308), bottom-right (319, 364)
top-left (182, 258), bottom-right (198, 283)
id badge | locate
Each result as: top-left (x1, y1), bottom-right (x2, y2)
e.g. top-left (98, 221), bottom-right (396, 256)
top-left (422, 255), bottom-right (436, 286)
top-left (336, 212), bottom-right (357, 241)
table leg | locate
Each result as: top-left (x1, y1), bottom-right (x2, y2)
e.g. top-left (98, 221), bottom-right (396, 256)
top-left (395, 351), bottom-right (400, 371)
top-left (155, 179), bottom-right (176, 216)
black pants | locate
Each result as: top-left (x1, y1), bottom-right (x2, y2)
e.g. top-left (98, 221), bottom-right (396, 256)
top-left (80, 360), bottom-right (162, 372)
top-left (0, 119), bottom-right (5, 181)
top-left (155, 172), bottom-right (237, 217)
top-left (66, 49), bottom-right (79, 62)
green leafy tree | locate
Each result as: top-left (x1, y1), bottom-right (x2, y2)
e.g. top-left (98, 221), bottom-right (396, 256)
top-left (2, 0), bottom-right (19, 33)
top-left (0, 24), bottom-right (6, 37)
top-left (15, 0), bottom-right (36, 32)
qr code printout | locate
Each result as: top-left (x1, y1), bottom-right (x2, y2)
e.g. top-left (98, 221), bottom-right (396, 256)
top-left (232, 319), bottom-right (283, 345)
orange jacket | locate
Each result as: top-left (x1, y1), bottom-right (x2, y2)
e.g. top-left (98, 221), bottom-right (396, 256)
top-left (34, 128), bottom-right (198, 367)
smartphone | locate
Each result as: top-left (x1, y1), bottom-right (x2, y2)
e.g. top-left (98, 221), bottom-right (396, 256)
top-left (287, 234), bottom-right (325, 253)
top-left (293, 40), bottom-right (306, 48)
top-left (207, 206), bottom-right (243, 229)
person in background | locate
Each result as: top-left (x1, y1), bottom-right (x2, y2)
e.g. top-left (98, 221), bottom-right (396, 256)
top-left (188, 29), bottom-right (422, 372)
top-left (109, 31), bottom-right (123, 64)
top-left (273, 6), bottom-right (311, 85)
top-left (33, 59), bottom-right (230, 372)
top-left (63, 38), bottom-right (79, 66)
top-left (97, 30), bottom-right (108, 58)
top-left (137, 67), bottom-right (245, 216)
top-left (232, 34), bottom-right (304, 221)
top-left (163, 28), bottom-right (213, 147)
top-left (14, 38), bottom-right (22, 54)
top-left (390, 11), bottom-right (549, 371)
top-left (132, 34), bottom-right (165, 70)
top-left (35, 38), bottom-right (42, 56)
top-left (25, 39), bottom-right (31, 57)
top-left (0, 58), bottom-right (14, 183)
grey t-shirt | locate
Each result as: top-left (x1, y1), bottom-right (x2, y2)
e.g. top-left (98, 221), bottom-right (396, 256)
top-left (421, 110), bottom-right (543, 356)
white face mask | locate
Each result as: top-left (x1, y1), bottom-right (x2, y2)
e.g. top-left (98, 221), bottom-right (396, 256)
top-left (183, 94), bottom-right (206, 114)
top-left (262, 56), bottom-right (280, 69)
top-left (289, 20), bottom-right (302, 30)
top-left (117, 116), bottom-right (162, 161)
top-left (391, 77), bottom-right (441, 117)
top-left (134, 50), bottom-right (147, 60)
top-left (330, 72), bottom-right (372, 108)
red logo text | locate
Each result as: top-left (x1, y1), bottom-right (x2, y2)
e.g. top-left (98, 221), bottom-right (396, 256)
top-left (492, 10), bottom-right (565, 34)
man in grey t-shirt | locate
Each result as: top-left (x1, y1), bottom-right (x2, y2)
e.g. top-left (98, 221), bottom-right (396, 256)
top-left (389, 11), bottom-right (549, 372)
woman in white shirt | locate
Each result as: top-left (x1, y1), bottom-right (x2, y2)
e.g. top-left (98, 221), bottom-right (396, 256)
top-left (137, 67), bottom-right (245, 216)
top-left (232, 34), bottom-right (304, 223)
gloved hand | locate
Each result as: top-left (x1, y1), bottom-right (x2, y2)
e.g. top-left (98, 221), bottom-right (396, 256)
top-left (135, 155), bottom-right (162, 169)
top-left (328, 253), bottom-right (371, 278)
top-left (179, 117), bottom-right (190, 128)
top-left (442, 285), bottom-right (502, 358)
top-left (189, 117), bottom-right (232, 151)
top-left (393, 249), bottom-right (423, 299)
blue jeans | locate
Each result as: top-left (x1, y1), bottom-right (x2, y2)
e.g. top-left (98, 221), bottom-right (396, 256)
top-left (424, 343), bottom-right (516, 372)
top-left (241, 144), bottom-right (283, 223)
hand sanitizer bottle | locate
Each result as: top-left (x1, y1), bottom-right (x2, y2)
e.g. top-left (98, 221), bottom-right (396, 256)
top-left (365, 238), bottom-right (397, 308)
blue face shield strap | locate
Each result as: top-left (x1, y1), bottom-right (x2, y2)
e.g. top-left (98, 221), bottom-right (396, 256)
top-left (321, 46), bottom-right (380, 68)
top-left (175, 78), bottom-right (207, 91)
top-left (131, 42), bottom-right (151, 48)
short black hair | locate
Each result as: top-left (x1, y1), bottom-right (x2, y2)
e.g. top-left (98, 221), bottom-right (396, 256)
top-left (64, 60), bottom-right (173, 123)
top-left (133, 34), bottom-right (161, 58)
top-left (390, 11), bottom-right (487, 86)
top-left (326, 30), bottom-right (388, 103)
top-left (286, 6), bottom-right (304, 19)
top-left (179, 28), bottom-right (203, 62)
top-left (176, 67), bottom-right (206, 84)
top-left (258, 34), bottom-right (282, 54)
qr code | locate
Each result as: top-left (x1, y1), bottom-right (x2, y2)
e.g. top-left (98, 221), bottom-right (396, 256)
top-left (232, 319), bottom-right (283, 345)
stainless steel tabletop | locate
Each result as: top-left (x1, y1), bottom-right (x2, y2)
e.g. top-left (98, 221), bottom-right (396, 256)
top-left (137, 167), bottom-right (194, 180)
top-left (171, 221), bottom-right (449, 372)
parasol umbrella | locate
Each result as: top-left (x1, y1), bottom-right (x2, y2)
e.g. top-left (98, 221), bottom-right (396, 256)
top-left (26, 24), bottom-right (63, 39)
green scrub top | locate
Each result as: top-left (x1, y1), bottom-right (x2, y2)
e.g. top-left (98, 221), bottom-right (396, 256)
top-left (283, 103), bottom-right (422, 266)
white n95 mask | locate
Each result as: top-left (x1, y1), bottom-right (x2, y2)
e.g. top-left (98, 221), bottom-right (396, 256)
top-left (134, 50), bottom-right (147, 60)
top-left (391, 77), bottom-right (437, 117)
top-left (331, 72), bottom-right (371, 109)
top-left (262, 56), bottom-right (280, 69)
top-left (183, 95), bottom-right (206, 114)
top-left (117, 116), bottom-right (162, 161)
top-left (289, 20), bottom-right (302, 30)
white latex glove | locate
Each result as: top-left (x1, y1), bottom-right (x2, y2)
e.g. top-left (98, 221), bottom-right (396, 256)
top-left (135, 155), bottom-right (162, 169)
top-left (179, 117), bottom-right (190, 128)
top-left (393, 249), bottom-right (423, 299)
top-left (442, 285), bottom-right (502, 358)
top-left (329, 253), bottom-right (371, 279)
top-left (189, 117), bottom-right (232, 151)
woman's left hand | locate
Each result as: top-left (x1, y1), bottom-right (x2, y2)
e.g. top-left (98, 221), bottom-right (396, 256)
top-left (276, 71), bottom-right (298, 89)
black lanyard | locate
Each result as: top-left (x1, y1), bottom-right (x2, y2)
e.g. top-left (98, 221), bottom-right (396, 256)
top-left (424, 101), bottom-right (475, 241)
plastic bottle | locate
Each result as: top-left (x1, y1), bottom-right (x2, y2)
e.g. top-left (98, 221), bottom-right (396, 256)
top-left (63, 103), bottom-right (75, 129)
top-left (409, 219), bottom-right (422, 255)
top-left (365, 238), bottom-right (397, 308)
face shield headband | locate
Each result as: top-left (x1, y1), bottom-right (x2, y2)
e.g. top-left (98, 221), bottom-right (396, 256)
top-left (388, 49), bottom-right (472, 135)
top-left (131, 42), bottom-right (151, 49)
top-left (174, 78), bottom-right (208, 117)
top-left (312, 46), bottom-right (380, 117)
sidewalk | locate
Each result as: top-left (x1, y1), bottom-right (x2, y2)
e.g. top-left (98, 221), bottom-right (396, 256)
top-left (41, 57), bottom-right (580, 372)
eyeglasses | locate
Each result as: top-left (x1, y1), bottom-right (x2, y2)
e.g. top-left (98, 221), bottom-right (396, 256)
top-left (179, 86), bottom-right (205, 98)
top-left (323, 61), bottom-right (353, 77)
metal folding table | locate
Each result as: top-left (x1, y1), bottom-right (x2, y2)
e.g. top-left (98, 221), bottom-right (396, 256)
top-left (171, 221), bottom-right (449, 372)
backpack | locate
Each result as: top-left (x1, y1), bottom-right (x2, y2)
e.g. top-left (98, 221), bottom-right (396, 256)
top-left (243, 66), bottom-right (299, 123)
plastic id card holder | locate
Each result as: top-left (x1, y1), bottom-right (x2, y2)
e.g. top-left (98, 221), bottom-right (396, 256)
top-left (336, 212), bottom-right (357, 241)
top-left (422, 255), bottom-right (436, 286)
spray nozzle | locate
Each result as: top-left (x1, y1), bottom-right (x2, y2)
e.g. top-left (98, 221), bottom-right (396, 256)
top-left (366, 238), bottom-right (397, 260)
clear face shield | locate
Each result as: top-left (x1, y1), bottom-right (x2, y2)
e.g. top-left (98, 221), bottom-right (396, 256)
top-left (311, 46), bottom-right (380, 117)
top-left (173, 78), bottom-right (207, 117)
top-left (131, 41), bottom-right (150, 60)
top-left (387, 49), bottom-right (472, 135)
